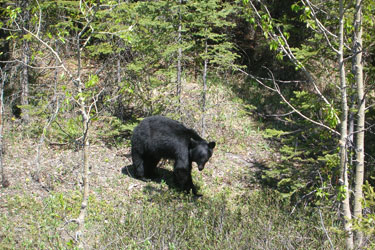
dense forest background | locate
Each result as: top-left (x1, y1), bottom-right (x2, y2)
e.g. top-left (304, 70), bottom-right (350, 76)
top-left (0, 0), bottom-right (374, 249)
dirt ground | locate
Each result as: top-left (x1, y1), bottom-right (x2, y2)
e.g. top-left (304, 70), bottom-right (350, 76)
top-left (0, 125), bottom-right (268, 211)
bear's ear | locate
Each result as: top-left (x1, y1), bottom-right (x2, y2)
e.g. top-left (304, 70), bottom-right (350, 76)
top-left (208, 141), bottom-right (216, 149)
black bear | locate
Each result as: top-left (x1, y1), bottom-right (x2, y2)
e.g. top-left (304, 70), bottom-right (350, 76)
top-left (131, 116), bottom-right (216, 196)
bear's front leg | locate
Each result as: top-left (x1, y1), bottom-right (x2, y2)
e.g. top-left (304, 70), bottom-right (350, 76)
top-left (174, 168), bottom-right (201, 196)
top-left (190, 180), bottom-right (202, 197)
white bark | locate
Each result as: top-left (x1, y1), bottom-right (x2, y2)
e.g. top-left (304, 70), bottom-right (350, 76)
top-left (20, 0), bottom-right (30, 123)
top-left (0, 69), bottom-right (7, 188)
top-left (75, 26), bottom-right (91, 249)
top-left (201, 37), bottom-right (208, 138)
top-left (353, 0), bottom-right (364, 246)
top-left (177, 0), bottom-right (183, 115)
top-left (338, 0), bottom-right (353, 248)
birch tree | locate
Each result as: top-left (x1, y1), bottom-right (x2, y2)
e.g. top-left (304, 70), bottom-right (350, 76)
top-left (0, 68), bottom-right (8, 188)
top-left (176, 0), bottom-right (183, 115)
top-left (19, 0), bottom-right (30, 123)
top-left (352, 0), bottom-right (365, 246)
top-left (11, 1), bottom-right (110, 247)
top-left (338, 0), bottom-right (353, 247)
top-left (242, 0), bottom-right (371, 248)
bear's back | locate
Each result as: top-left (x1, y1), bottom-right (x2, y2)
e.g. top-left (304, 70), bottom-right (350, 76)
top-left (132, 116), bottom-right (191, 157)
top-left (138, 116), bottom-right (195, 140)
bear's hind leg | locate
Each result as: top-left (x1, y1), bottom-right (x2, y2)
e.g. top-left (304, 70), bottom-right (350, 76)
top-left (132, 153), bottom-right (146, 179)
top-left (144, 157), bottom-right (160, 179)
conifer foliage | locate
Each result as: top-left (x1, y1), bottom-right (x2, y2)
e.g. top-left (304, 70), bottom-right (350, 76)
top-left (0, 0), bottom-right (375, 248)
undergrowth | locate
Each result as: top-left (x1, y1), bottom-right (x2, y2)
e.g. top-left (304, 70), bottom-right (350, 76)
top-left (0, 189), bottom-right (345, 250)
top-left (0, 74), bottom-right (351, 249)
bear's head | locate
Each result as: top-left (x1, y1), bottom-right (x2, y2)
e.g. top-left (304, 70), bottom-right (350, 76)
top-left (189, 139), bottom-right (216, 171)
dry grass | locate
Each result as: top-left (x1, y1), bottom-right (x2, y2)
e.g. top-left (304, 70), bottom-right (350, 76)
top-left (0, 80), bottom-right (345, 249)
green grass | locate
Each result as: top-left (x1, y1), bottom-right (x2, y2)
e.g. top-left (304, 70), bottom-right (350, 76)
top-left (0, 188), bottom-right (345, 250)
top-left (0, 75), bottom-right (350, 249)
top-left (0, 192), bottom-right (80, 249)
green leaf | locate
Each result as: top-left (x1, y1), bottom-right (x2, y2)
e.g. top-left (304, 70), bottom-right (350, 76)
top-left (85, 74), bottom-right (99, 88)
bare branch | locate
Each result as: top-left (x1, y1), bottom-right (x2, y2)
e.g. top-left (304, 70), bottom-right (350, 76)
top-left (236, 65), bottom-right (340, 136)
top-left (302, 0), bottom-right (340, 54)
top-left (34, 95), bottom-right (61, 182)
top-left (249, 1), bottom-right (340, 124)
top-left (22, 27), bottom-right (74, 80)
top-left (235, 67), bottom-right (276, 92)
top-left (272, 75), bottom-right (340, 136)
top-left (265, 110), bottom-right (296, 117)
top-left (35, 0), bottom-right (42, 37)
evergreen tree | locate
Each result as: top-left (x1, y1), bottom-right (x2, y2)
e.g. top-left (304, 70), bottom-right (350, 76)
top-left (185, 0), bottom-right (238, 134)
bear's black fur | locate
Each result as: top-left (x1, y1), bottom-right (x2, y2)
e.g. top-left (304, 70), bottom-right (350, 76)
top-left (131, 116), bottom-right (216, 196)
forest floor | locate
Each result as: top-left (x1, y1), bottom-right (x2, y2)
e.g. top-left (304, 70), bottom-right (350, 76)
top-left (0, 80), bottom-right (344, 249)
top-left (0, 126), bottom-right (266, 209)
top-left (1, 80), bottom-right (271, 207)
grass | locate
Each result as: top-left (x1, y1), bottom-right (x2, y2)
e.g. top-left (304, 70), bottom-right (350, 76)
top-left (0, 75), bottom-right (348, 249)
top-left (0, 187), bottom-right (346, 250)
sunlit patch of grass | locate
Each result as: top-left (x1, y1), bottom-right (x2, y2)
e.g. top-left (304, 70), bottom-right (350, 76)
top-left (90, 189), bottom-right (345, 249)
top-left (1, 188), bottom-right (346, 249)
top-left (0, 191), bottom-right (81, 249)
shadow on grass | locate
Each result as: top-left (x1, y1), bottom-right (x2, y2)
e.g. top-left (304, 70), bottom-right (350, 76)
top-left (121, 163), bottom-right (183, 194)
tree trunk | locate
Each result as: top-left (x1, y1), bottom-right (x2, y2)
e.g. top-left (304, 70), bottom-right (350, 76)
top-left (338, 0), bottom-right (353, 248)
top-left (0, 69), bottom-right (8, 188)
top-left (20, 0), bottom-right (30, 123)
top-left (76, 120), bottom-right (90, 249)
top-left (75, 31), bottom-right (90, 249)
top-left (177, 0), bottom-right (182, 115)
top-left (353, 0), bottom-right (364, 246)
top-left (117, 57), bottom-right (121, 85)
top-left (201, 37), bottom-right (208, 138)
